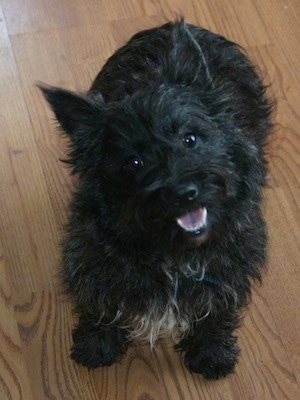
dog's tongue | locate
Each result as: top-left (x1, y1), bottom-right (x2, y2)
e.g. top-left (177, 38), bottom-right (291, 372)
top-left (176, 207), bottom-right (207, 232)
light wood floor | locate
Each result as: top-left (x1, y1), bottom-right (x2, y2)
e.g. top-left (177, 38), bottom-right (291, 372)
top-left (1, 0), bottom-right (300, 399)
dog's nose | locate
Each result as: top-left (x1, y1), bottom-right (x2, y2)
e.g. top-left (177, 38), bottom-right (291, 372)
top-left (174, 183), bottom-right (199, 204)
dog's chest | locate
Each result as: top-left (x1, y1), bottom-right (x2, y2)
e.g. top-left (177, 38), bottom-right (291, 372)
top-left (128, 294), bottom-right (190, 347)
top-left (125, 269), bottom-right (202, 346)
top-left (117, 257), bottom-right (213, 346)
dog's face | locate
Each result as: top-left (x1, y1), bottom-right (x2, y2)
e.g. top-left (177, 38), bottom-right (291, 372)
top-left (41, 84), bottom-right (257, 248)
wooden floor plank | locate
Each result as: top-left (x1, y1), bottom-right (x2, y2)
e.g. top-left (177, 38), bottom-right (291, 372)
top-left (1, 0), bottom-right (109, 35)
top-left (0, 244), bottom-right (33, 399)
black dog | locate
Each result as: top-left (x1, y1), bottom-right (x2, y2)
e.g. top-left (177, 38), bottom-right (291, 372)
top-left (40, 20), bottom-right (272, 380)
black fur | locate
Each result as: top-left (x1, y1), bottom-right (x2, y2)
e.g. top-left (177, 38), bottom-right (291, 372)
top-left (40, 20), bottom-right (273, 379)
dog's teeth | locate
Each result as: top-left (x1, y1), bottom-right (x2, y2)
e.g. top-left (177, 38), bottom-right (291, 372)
top-left (176, 207), bottom-right (207, 232)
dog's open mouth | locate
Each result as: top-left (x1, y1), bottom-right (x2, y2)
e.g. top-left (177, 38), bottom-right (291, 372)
top-left (176, 207), bottom-right (208, 234)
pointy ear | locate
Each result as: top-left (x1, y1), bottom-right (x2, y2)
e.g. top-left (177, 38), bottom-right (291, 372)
top-left (170, 20), bottom-right (212, 85)
top-left (38, 84), bottom-right (103, 138)
top-left (38, 84), bottom-right (105, 172)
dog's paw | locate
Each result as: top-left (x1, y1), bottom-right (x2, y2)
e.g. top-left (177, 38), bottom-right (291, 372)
top-left (71, 326), bottom-right (128, 369)
top-left (183, 343), bottom-right (239, 380)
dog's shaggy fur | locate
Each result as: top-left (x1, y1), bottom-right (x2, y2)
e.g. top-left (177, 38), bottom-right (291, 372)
top-left (40, 20), bottom-right (273, 379)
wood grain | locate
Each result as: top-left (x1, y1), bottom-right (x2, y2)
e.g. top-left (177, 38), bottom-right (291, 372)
top-left (0, 245), bottom-right (33, 400)
top-left (0, 0), bottom-right (300, 399)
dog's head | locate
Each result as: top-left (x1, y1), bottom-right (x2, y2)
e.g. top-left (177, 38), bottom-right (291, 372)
top-left (40, 84), bottom-right (264, 249)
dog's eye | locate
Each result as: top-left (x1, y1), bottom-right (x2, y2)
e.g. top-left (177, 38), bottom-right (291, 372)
top-left (126, 157), bottom-right (144, 172)
top-left (182, 133), bottom-right (199, 148)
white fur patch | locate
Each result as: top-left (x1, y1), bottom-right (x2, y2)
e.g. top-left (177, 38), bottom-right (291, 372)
top-left (98, 265), bottom-right (215, 347)
top-left (128, 304), bottom-right (190, 348)
top-left (123, 269), bottom-right (211, 347)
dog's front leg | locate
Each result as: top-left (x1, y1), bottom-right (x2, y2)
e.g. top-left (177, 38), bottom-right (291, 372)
top-left (70, 313), bottom-right (130, 369)
top-left (176, 306), bottom-right (240, 379)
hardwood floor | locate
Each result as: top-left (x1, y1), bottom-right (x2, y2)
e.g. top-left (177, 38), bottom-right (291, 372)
top-left (0, 1), bottom-right (299, 399)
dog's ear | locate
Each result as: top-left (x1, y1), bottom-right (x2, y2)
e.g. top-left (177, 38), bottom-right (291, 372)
top-left (38, 85), bottom-right (103, 137)
top-left (38, 85), bottom-right (105, 172)
top-left (170, 20), bottom-right (212, 86)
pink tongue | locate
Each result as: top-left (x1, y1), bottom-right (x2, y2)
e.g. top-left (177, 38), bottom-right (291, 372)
top-left (177, 208), bottom-right (205, 231)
